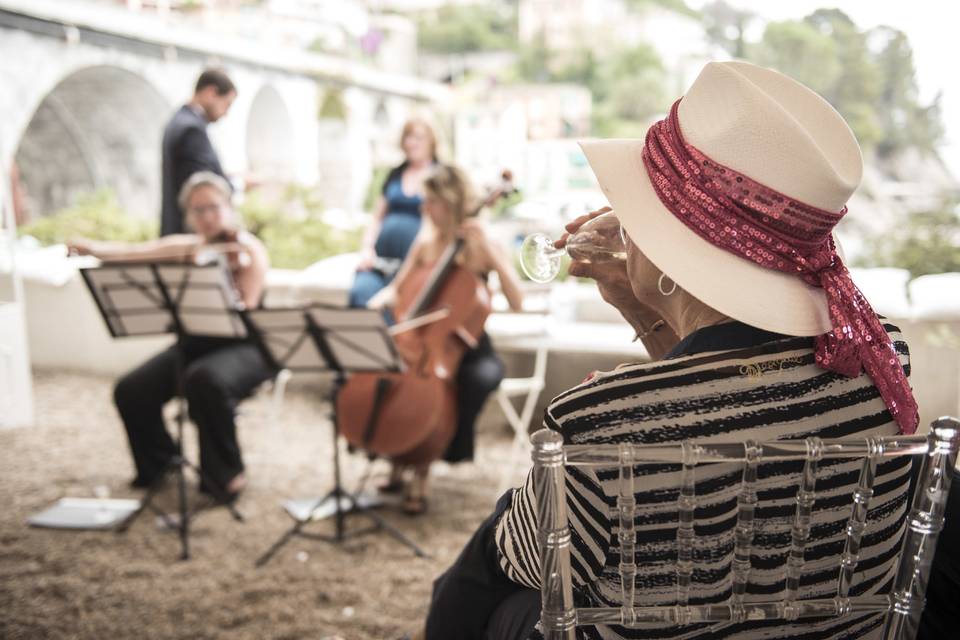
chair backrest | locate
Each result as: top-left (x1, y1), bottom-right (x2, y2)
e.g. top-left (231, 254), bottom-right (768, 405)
top-left (532, 417), bottom-right (960, 640)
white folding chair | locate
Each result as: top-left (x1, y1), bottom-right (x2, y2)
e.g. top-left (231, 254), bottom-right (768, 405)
top-left (267, 367), bottom-right (292, 422)
top-left (531, 416), bottom-right (960, 640)
top-left (238, 367), bottom-right (292, 426)
top-left (496, 341), bottom-right (549, 490)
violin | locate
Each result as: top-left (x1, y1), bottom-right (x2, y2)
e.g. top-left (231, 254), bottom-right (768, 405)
top-left (68, 226), bottom-right (253, 268)
top-left (336, 170), bottom-right (517, 466)
top-left (203, 228), bottom-right (253, 270)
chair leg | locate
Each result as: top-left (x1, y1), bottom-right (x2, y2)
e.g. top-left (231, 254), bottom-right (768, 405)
top-left (497, 390), bottom-right (535, 493)
top-left (497, 390), bottom-right (523, 435)
top-left (518, 385), bottom-right (543, 435)
top-left (269, 369), bottom-right (291, 424)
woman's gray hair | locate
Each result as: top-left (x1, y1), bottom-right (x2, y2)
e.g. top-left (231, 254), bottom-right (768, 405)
top-left (178, 171), bottom-right (232, 212)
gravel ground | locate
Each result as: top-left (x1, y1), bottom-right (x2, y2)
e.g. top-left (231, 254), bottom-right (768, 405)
top-left (0, 369), bottom-right (526, 640)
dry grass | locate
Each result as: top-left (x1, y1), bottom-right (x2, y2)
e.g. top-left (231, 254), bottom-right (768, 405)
top-left (0, 370), bottom-right (524, 639)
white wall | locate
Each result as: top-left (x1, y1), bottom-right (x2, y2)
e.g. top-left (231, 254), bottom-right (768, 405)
top-left (0, 301), bottom-right (35, 428)
top-left (12, 271), bottom-right (959, 429)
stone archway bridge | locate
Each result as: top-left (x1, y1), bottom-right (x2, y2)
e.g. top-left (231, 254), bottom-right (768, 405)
top-left (0, 0), bottom-right (448, 220)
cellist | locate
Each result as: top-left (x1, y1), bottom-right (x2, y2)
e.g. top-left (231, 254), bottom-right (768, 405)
top-left (367, 164), bottom-right (524, 514)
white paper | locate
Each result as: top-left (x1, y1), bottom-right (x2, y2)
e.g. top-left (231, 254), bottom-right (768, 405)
top-left (306, 307), bottom-right (399, 372)
top-left (83, 266), bottom-right (174, 337)
top-left (247, 308), bottom-right (323, 371)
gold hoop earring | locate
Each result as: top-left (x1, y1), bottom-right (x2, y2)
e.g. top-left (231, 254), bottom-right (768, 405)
top-left (658, 273), bottom-right (677, 296)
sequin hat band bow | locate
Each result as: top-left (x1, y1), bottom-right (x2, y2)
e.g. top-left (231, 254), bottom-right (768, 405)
top-left (642, 99), bottom-right (918, 434)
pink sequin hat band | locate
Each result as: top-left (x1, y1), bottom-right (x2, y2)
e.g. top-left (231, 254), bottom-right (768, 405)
top-left (579, 62), bottom-right (917, 433)
top-left (643, 99), bottom-right (917, 434)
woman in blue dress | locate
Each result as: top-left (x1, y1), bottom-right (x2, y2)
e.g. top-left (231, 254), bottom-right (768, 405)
top-left (349, 118), bottom-right (437, 308)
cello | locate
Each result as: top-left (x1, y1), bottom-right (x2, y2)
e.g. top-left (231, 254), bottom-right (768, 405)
top-left (336, 171), bottom-right (515, 466)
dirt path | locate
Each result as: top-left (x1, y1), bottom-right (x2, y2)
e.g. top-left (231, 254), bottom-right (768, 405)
top-left (1, 370), bottom-right (524, 639)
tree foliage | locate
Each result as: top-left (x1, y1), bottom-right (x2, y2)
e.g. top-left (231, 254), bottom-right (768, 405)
top-left (855, 202), bottom-right (960, 278)
top-left (416, 4), bottom-right (516, 54)
top-left (517, 41), bottom-right (669, 137)
top-left (701, 0), bottom-right (754, 58)
top-left (624, 0), bottom-right (698, 18)
top-left (871, 26), bottom-right (945, 157)
top-left (755, 20), bottom-right (841, 96)
top-left (744, 9), bottom-right (943, 157)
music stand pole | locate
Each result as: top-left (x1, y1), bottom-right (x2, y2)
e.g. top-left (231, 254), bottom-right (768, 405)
top-left (329, 370), bottom-right (347, 541)
top-left (254, 310), bottom-right (427, 567)
top-left (114, 263), bottom-right (246, 561)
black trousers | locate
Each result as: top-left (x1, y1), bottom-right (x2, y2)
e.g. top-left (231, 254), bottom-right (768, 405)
top-left (446, 333), bottom-right (504, 463)
top-left (917, 469), bottom-right (960, 639)
top-left (484, 588), bottom-right (541, 640)
top-left (114, 337), bottom-right (274, 489)
top-left (427, 490), bottom-right (530, 639)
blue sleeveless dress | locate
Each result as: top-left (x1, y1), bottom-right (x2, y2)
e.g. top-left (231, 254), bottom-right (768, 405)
top-left (349, 172), bottom-right (423, 308)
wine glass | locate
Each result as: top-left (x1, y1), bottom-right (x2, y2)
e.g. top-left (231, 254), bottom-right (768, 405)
top-left (519, 211), bottom-right (627, 283)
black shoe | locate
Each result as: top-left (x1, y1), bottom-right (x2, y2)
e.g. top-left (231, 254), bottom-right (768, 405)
top-left (129, 474), bottom-right (163, 489)
top-left (199, 476), bottom-right (244, 504)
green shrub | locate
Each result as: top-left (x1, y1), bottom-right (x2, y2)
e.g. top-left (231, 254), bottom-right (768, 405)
top-left (17, 186), bottom-right (361, 271)
top-left (363, 165), bottom-right (392, 212)
top-left (318, 87), bottom-right (348, 121)
top-left (490, 190), bottom-right (523, 219)
top-left (18, 189), bottom-right (155, 245)
top-left (239, 186), bottom-right (362, 270)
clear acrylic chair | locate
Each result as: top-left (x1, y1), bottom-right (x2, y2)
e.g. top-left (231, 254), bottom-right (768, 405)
top-left (531, 416), bottom-right (960, 640)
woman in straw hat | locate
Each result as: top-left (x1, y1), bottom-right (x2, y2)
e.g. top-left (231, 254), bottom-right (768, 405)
top-left (423, 61), bottom-right (918, 640)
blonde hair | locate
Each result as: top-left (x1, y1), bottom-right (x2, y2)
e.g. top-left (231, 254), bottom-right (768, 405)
top-left (400, 117), bottom-right (438, 160)
top-left (423, 164), bottom-right (475, 228)
top-left (178, 171), bottom-right (231, 212)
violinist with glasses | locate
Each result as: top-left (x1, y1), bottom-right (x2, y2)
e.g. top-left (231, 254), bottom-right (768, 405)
top-left (69, 171), bottom-right (273, 502)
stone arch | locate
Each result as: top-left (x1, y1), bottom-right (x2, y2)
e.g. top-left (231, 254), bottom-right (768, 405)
top-left (245, 84), bottom-right (296, 184)
top-left (13, 65), bottom-right (170, 221)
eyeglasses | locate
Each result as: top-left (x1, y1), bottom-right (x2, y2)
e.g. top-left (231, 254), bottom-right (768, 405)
top-left (186, 203), bottom-right (224, 217)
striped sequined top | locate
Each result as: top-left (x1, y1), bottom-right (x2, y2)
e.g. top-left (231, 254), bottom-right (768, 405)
top-left (496, 321), bottom-right (912, 640)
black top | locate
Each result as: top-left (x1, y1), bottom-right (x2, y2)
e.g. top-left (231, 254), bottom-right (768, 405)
top-left (664, 320), bottom-right (792, 358)
top-left (160, 105), bottom-right (229, 236)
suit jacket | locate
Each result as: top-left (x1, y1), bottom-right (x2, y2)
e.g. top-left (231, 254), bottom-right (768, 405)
top-left (160, 105), bottom-right (228, 236)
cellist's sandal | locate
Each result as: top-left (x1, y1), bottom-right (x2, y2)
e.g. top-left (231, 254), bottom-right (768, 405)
top-left (377, 478), bottom-right (405, 494)
top-left (402, 494), bottom-right (428, 516)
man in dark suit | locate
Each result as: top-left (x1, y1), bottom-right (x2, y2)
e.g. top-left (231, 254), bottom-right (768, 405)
top-left (160, 69), bottom-right (237, 236)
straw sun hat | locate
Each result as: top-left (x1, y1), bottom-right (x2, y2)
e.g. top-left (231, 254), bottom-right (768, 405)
top-left (580, 61), bottom-right (863, 337)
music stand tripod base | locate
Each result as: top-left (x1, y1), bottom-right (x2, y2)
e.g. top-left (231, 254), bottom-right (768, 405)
top-left (248, 306), bottom-right (430, 567)
top-left (282, 491), bottom-right (387, 522)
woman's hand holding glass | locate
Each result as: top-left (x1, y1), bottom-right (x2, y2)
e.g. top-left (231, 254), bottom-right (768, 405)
top-left (555, 207), bottom-right (639, 314)
top-left (547, 207), bottom-right (676, 353)
top-left (519, 207), bottom-right (627, 283)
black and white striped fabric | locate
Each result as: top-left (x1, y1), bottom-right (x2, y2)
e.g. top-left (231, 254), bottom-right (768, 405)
top-left (495, 321), bottom-right (913, 640)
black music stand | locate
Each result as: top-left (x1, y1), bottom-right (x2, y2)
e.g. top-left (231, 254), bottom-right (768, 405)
top-left (249, 305), bottom-right (428, 567)
top-left (80, 261), bottom-right (248, 560)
